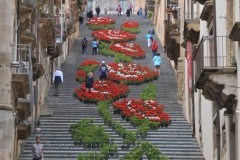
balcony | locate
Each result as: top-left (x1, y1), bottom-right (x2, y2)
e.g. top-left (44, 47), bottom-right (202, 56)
top-left (184, 20), bottom-right (200, 44)
top-left (229, 22), bottom-right (240, 41)
top-left (194, 36), bottom-right (236, 86)
top-left (11, 44), bottom-right (32, 99)
top-left (38, 23), bottom-right (54, 48)
top-left (16, 99), bottom-right (31, 121)
top-left (19, 0), bottom-right (35, 14)
top-left (200, 1), bottom-right (213, 26)
top-left (12, 74), bottom-right (30, 99)
top-left (17, 123), bottom-right (31, 140)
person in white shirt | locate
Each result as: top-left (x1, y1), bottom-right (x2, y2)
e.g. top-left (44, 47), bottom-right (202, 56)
top-left (53, 68), bottom-right (63, 96)
top-left (32, 136), bottom-right (44, 160)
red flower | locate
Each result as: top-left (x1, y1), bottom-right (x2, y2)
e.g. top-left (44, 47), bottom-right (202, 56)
top-left (107, 62), bottom-right (159, 84)
top-left (87, 17), bottom-right (115, 25)
top-left (121, 21), bottom-right (139, 28)
top-left (110, 42), bottom-right (145, 59)
top-left (80, 60), bottom-right (99, 66)
top-left (92, 29), bottom-right (136, 43)
top-left (112, 99), bottom-right (171, 125)
top-left (74, 80), bottom-right (129, 102)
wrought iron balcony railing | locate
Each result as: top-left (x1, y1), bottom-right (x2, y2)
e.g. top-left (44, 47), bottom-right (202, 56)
top-left (194, 36), bottom-right (236, 82)
top-left (20, 0), bottom-right (36, 7)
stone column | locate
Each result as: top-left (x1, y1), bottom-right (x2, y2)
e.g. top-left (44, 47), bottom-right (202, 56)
top-left (0, 0), bottom-right (15, 159)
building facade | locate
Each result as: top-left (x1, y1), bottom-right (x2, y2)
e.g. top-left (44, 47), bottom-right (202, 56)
top-left (150, 0), bottom-right (239, 160)
top-left (0, 0), bottom-right (84, 159)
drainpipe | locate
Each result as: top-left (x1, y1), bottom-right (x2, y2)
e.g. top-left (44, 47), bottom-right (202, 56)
top-left (213, 0), bottom-right (220, 159)
top-left (190, 0), bottom-right (195, 137)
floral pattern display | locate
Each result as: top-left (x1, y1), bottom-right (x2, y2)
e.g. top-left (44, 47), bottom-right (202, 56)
top-left (107, 63), bottom-right (159, 84)
top-left (112, 99), bottom-right (171, 125)
top-left (87, 17), bottom-right (115, 25)
top-left (76, 60), bottom-right (99, 82)
top-left (74, 80), bottom-right (129, 103)
top-left (92, 29), bottom-right (136, 42)
top-left (121, 21), bottom-right (139, 28)
top-left (110, 42), bottom-right (145, 59)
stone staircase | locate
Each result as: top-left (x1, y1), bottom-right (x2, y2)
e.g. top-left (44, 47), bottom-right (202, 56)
top-left (19, 14), bottom-right (204, 160)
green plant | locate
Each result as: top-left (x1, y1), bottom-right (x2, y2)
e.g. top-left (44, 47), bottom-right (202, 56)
top-left (88, 24), bottom-right (115, 31)
top-left (140, 83), bottom-right (157, 100)
top-left (121, 27), bottom-right (140, 34)
top-left (70, 119), bottom-right (109, 146)
top-left (147, 11), bottom-right (153, 19)
top-left (35, 118), bottom-right (41, 127)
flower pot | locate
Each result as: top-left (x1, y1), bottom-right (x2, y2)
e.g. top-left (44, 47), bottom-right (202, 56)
top-left (35, 127), bottom-right (41, 133)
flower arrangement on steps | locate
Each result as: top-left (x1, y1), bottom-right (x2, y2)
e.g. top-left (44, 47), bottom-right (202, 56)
top-left (109, 42), bottom-right (145, 59)
top-left (112, 99), bottom-right (171, 128)
top-left (87, 17), bottom-right (115, 31)
top-left (121, 21), bottom-right (140, 34)
top-left (113, 83), bottom-right (171, 129)
top-left (97, 101), bottom-right (169, 158)
top-left (98, 42), bottom-right (133, 62)
top-left (75, 60), bottom-right (99, 82)
top-left (92, 29), bottom-right (136, 43)
top-left (74, 80), bottom-right (129, 103)
top-left (107, 62), bottom-right (159, 85)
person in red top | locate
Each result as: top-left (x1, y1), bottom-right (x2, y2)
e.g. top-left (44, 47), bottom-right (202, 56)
top-left (151, 40), bottom-right (158, 57)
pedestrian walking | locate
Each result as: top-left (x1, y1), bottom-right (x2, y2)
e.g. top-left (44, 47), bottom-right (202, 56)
top-left (116, 5), bottom-right (122, 16)
top-left (126, 8), bottom-right (131, 20)
top-left (99, 61), bottom-right (108, 80)
top-left (151, 40), bottom-right (158, 57)
top-left (32, 136), bottom-right (44, 160)
top-left (145, 33), bottom-right (153, 48)
top-left (148, 28), bottom-right (155, 37)
top-left (144, 7), bottom-right (148, 19)
top-left (53, 68), bottom-right (63, 96)
top-left (91, 37), bottom-right (98, 55)
top-left (104, 8), bottom-right (107, 14)
top-left (87, 8), bottom-right (93, 20)
top-left (82, 36), bottom-right (88, 54)
top-left (85, 72), bottom-right (94, 92)
top-left (128, 2), bottom-right (133, 14)
top-left (95, 6), bottom-right (101, 17)
top-left (79, 15), bottom-right (84, 25)
top-left (152, 53), bottom-right (162, 75)
top-left (137, 7), bottom-right (143, 17)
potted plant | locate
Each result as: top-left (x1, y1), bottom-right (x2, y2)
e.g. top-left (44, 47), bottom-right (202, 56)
top-left (35, 119), bottom-right (41, 134)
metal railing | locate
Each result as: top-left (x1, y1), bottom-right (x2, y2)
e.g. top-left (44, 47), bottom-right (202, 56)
top-left (194, 36), bottom-right (235, 81)
top-left (20, 0), bottom-right (36, 6)
top-left (185, 12), bottom-right (199, 20)
top-left (11, 44), bottom-right (32, 74)
top-left (11, 44), bottom-right (35, 133)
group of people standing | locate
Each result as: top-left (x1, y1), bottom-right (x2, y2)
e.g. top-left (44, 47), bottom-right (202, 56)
top-left (85, 61), bottom-right (109, 92)
top-left (81, 36), bottom-right (100, 55)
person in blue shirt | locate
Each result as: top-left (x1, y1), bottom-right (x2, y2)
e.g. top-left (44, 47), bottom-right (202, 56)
top-left (152, 53), bottom-right (162, 75)
top-left (85, 72), bottom-right (94, 92)
top-left (91, 37), bottom-right (98, 55)
top-left (145, 33), bottom-right (153, 48)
